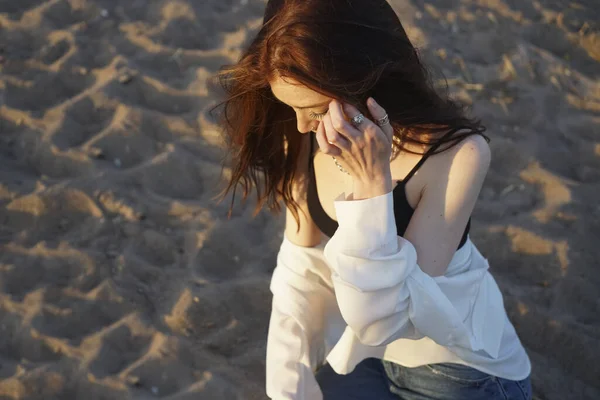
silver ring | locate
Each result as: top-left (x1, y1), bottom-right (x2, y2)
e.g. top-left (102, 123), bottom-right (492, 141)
top-left (376, 114), bottom-right (389, 127)
top-left (351, 113), bottom-right (365, 126)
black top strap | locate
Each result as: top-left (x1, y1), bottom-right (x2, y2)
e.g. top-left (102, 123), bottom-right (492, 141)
top-left (401, 127), bottom-right (462, 183)
top-left (309, 127), bottom-right (465, 183)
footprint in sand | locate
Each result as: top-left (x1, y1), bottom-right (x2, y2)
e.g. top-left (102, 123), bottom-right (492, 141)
top-left (0, 309), bottom-right (64, 363)
top-left (4, 69), bottom-right (95, 114)
top-left (103, 74), bottom-right (195, 116)
top-left (30, 293), bottom-right (130, 344)
top-left (84, 319), bottom-right (154, 378)
top-left (0, 0), bottom-right (47, 19)
top-left (51, 96), bottom-right (118, 150)
top-left (0, 189), bottom-right (105, 245)
top-left (40, 0), bottom-right (94, 30)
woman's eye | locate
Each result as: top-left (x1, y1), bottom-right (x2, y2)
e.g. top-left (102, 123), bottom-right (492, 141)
top-left (309, 111), bottom-right (327, 120)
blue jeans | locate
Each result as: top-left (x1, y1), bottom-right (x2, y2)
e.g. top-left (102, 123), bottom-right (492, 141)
top-left (316, 358), bottom-right (532, 400)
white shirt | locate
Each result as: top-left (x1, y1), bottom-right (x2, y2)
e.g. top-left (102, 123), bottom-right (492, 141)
top-left (266, 191), bottom-right (531, 400)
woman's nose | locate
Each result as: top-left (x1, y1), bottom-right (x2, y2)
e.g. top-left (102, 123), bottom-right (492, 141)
top-left (296, 115), bottom-right (316, 134)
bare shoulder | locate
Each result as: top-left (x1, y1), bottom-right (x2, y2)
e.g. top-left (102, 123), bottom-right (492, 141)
top-left (449, 133), bottom-right (490, 171)
top-left (433, 133), bottom-right (491, 176)
top-left (425, 133), bottom-right (491, 195)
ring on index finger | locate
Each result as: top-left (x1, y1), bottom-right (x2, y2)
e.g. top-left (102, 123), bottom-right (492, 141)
top-left (376, 114), bottom-right (389, 127)
top-left (350, 113), bottom-right (365, 127)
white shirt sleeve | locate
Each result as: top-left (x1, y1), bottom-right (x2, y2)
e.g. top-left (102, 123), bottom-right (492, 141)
top-left (323, 191), bottom-right (505, 357)
top-left (266, 236), bottom-right (336, 400)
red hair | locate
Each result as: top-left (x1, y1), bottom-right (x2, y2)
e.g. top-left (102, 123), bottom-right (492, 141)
top-left (212, 0), bottom-right (487, 224)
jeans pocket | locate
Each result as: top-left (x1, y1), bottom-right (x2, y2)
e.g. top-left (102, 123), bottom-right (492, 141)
top-left (425, 363), bottom-right (494, 385)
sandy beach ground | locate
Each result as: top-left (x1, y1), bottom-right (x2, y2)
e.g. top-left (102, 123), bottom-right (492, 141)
top-left (0, 0), bottom-right (599, 399)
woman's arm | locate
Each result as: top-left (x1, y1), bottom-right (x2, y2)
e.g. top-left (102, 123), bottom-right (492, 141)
top-left (266, 134), bottom-right (333, 400)
top-left (403, 135), bottom-right (491, 276)
top-left (323, 136), bottom-right (505, 357)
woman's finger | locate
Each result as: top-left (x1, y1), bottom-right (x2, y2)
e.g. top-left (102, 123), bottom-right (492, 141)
top-left (341, 102), bottom-right (383, 148)
top-left (328, 100), bottom-right (361, 142)
top-left (315, 118), bottom-right (341, 156)
top-left (323, 112), bottom-right (350, 154)
top-left (366, 97), bottom-right (394, 141)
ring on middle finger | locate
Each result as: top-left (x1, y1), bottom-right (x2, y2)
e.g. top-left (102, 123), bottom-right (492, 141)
top-left (351, 113), bottom-right (365, 127)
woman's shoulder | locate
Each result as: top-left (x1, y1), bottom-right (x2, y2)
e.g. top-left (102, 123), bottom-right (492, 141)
top-left (444, 132), bottom-right (490, 163)
top-left (394, 132), bottom-right (490, 212)
top-left (416, 132), bottom-right (491, 217)
top-left (445, 133), bottom-right (491, 176)
top-left (422, 132), bottom-right (491, 184)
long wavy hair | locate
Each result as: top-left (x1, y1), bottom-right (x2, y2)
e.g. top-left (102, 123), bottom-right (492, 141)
top-left (213, 0), bottom-right (487, 224)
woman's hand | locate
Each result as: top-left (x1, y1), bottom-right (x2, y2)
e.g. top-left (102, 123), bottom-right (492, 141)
top-left (315, 97), bottom-right (394, 200)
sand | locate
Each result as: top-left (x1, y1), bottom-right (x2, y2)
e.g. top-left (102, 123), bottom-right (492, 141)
top-left (0, 0), bottom-right (598, 399)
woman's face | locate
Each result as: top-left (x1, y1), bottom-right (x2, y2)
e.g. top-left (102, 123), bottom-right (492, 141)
top-left (270, 76), bottom-right (332, 134)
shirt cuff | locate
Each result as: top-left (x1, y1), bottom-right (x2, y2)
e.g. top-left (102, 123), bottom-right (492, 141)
top-left (332, 190), bottom-right (398, 256)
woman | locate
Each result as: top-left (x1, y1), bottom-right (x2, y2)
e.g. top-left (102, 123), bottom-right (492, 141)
top-left (215, 0), bottom-right (532, 399)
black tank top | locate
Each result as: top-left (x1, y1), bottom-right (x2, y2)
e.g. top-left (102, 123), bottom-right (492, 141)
top-left (307, 128), bottom-right (471, 249)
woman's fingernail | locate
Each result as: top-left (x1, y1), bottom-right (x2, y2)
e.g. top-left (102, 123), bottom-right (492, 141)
top-left (368, 97), bottom-right (377, 107)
